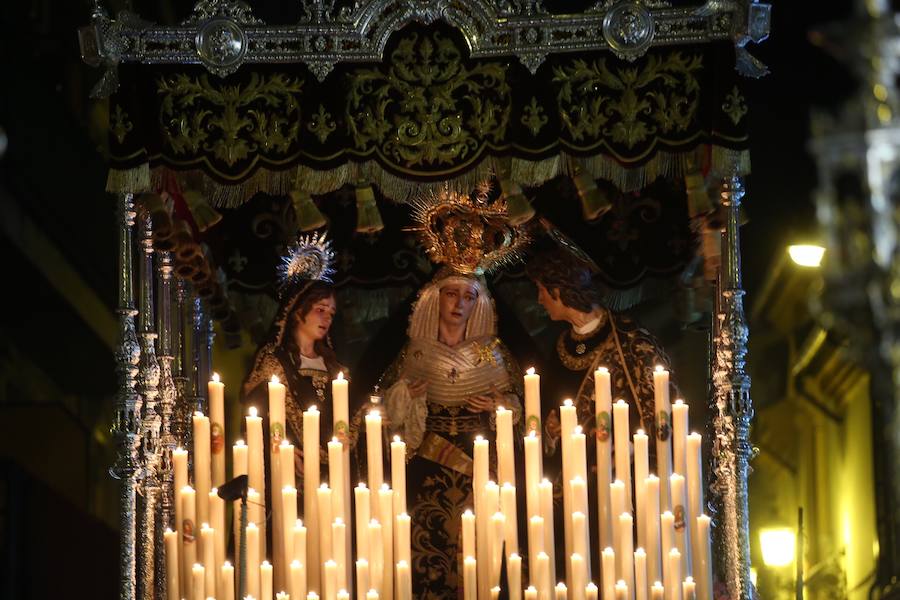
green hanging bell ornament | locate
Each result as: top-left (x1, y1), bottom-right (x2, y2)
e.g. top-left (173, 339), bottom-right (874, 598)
top-left (355, 183), bottom-right (384, 234)
top-left (685, 171), bottom-right (713, 218)
top-left (572, 169), bottom-right (611, 221)
top-left (183, 189), bottom-right (222, 232)
top-left (290, 189), bottom-right (327, 232)
top-left (500, 178), bottom-right (535, 226)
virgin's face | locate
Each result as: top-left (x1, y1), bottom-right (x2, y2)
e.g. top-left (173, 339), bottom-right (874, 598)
top-left (295, 296), bottom-right (337, 343)
top-left (439, 282), bottom-right (479, 328)
top-left (536, 282), bottom-right (567, 321)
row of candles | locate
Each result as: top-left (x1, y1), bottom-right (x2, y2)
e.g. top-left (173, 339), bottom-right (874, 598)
top-left (165, 372), bottom-right (413, 600)
top-left (461, 367), bottom-right (714, 600)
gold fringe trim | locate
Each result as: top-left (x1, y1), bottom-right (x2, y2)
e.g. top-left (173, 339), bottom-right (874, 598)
top-left (106, 164), bottom-right (152, 194)
top-left (138, 145), bottom-right (751, 207)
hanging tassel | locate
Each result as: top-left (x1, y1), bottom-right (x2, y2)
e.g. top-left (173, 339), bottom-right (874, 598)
top-left (290, 189), bottom-right (327, 232)
top-left (355, 183), bottom-right (384, 234)
top-left (572, 168), bottom-right (611, 221)
top-left (172, 219), bottom-right (201, 262)
top-left (500, 178), bottom-right (535, 226)
top-left (183, 189), bottom-right (223, 232)
top-left (685, 171), bottom-right (713, 218)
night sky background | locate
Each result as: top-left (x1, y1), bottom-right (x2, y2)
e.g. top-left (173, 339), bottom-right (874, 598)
top-left (0, 1), bottom-right (861, 597)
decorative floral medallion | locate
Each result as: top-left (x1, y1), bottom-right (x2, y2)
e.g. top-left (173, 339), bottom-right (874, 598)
top-left (196, 18), bottom-right (248, 77)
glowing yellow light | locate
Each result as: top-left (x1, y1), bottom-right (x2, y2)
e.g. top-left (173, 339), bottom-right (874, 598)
top-left (874, 83), bottom-right (888, 102)
top-left (760, 528), bottom-right (796, 567)
top-left (212, 372), bottom-right (220, 383)
top-left (878, 103), bottom-right (892, 124)
top-left (750, 567), bottom-right (758, 586)
top-left (788, 244), bottom-right (825, 267)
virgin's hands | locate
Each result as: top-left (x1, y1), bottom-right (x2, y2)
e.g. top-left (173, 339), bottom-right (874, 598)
top-left (466, 387), bottom-right (504, 413)
top-left (406, 378), bottom-right (428, 398)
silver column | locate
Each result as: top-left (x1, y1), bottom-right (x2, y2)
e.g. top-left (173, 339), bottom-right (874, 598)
top-left (157, 249), bottom-right (177, 600)
top-left (137, 211), bottom-right (162, 600)
top-left (112, 193), bottom-right (141, 600)
top-left (174, 280), bottom-right (192, 451)
top-left (710, 176), bottom-right (754, 600)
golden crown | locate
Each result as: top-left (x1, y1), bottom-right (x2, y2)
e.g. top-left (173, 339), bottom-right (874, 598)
top-left (408, 182), bottom-right (529, 275)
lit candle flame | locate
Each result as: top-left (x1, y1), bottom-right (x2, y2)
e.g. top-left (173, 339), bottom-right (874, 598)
top-left (637, 429), bottom-right (645, 436)
top-left (271, 374), bottom-right (280, 384)
top-left (393, 435), bottom-right (402, 443)
top-left (369, 409), bottom-right (380, 417)
top-left (574, 425), bottom-right (582, 434)
top-left (563, 398), bottom-right (573, 407)
top-left (528, 430), bottom-right (536, 438)
top-left (596, 366), bottom-right (608, 374)
top-left (655, 365), bottom-right (665, 373)
top-left (674, 398), bottom-right (684, 405)
top-left (295, 519), bottom-right (303, 527)
top-left (308, 405), bottom-right (318, 412)
top-left (615, 399), bottom-right (627, 406)
top-left (212, 372), bottom-right (220, 383)
top-left (235, 439), bottom-right (245, 446)
top-left (337, 371), bottom-right (345, 381)
top-left (194, 410), bottom-right (204, 417)
top-left (249, 406), bottom-right (258, 418)
top-left (526, 367), bottom-right (535, 375)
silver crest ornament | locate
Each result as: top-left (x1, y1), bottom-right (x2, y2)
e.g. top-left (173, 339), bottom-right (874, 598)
top-left (196, 18), bottom-right (248, 77)
top-left (602, 1), bottom-right (655, 62)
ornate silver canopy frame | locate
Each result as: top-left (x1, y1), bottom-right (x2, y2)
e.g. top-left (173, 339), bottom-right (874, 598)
top-left (80, 0), bottom-right (771, 96)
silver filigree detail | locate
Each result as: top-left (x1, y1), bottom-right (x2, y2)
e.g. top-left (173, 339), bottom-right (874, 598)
top-left (196, 18), bottom-right (248, 77)
top-left (278, 232), bottom-right (336, 292)
top-left (602, 1), bottom-right (656, 62)
top-left (183, 0), bottom-right (263, 25)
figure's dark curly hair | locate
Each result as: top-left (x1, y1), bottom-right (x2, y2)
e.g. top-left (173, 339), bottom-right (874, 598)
top-left (525, 248), bottom-right (605, 313)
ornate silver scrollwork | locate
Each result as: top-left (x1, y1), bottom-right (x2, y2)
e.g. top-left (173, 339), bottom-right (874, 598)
top-left (82, 0), bottom-right (757, 92)
top-left (602, 1), bottom-right (656, 61)
top-left (156, 250), bottom-right (177, 600)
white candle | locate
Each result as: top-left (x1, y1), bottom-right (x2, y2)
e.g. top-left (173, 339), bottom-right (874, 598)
top-left (332, 372), bottom-right (352, 589)
top-left (318, 485), bottom-right (335, 568)
top-left (208, 374), bottom-right (226, 488)
top-left (613, 401), bottom-right (632, 512)
top-left (601, 548), bottom-right (616, 600)
top-left (293, 519), bottom-right (308, 564)
top-left (355, 484), bottom-right (372, 562)
top-left (201, 523), bottom-right (216, 597)
top-left (489, 511), bottom-right (506, 587)
top-left (164, 528), bottom-right (180, 600)
top-left (529, 516), bottom-right (546, 579)
top-left (231, 440), bottom-right (247, 576)
top-left (536, 552), bottom-right (552, 600)
top-left (246, 407), bottom-right (266, 557)
top-left (221, 561), bottom-right (235, 600)
top-left (501, 482), bottom-right (519, 556)
top-left (610, 480), bottom-right (625, 572)
top-left (174, 447), bottom-right (189, 598)
top-left (539, 479), bottom-right (557, 588)
top-left (509, 553), bottom-right (523, 600)
top-left (283, 486), bottom-right (298, 574)
top-left (310, 593), bottom-right (322, 600)
top-left (280, 440), bottom-right (296, 490)
top-left (328, 438), bottom-right (347, 523)
top-left (368, 520), bottom-right (384, 596)
top-left (525, 585), bottom-right (539, 600)
top-left (686, 433), bottom-right (704, 593)
top-left (338, 590), bottom-right (350, 600)
top-left (524, 368), bottom-right (541, 434)
top-left (366, 590), bottom-right (379, 600)
top-left (303, 406), bottom-right (321, 594)
top-left (667, 550), bottom-right (682, 600)
top-left (525, 430), bottom-right (542, 522)
top-left (645, 476), bottom-right (662, 586)
top-left (474, 436), bottom-right (490, 600)
top-left (192, 563), bottom-right (205, 600)
top-left (670, 474), bottom-right (691, 576)
top-left (181, 486), bottom-right (198, 600)
top-left (572, 510), bottom-right (588, 567)
top-left (269, 376), bottom-right (287, 591)
top-left (396, 512), bottom-right (412, 565)
top-left (635, 548), bottom-right (648, 600)
top-left (261, 560), bottom-right (274, 600)
top-left (366, 410), bottom-right (384, 518)
top-left (633, 430), bottom-right (650, 552)
top-left (696, 516), bottom-right (713, 600)
top-left (497, 406), bottom-right (516, 486)
top-left (586, 583), bottom-right (599, 600)
top-left (210, 489), bottom-right (226, 598)
top-left (660, 513), bottom-right (675, 593)
top-left (619, 513), bottom-right (635, 600)
top-left (356, 559), bottom-right (370, 600)
top-left (291, 560), bottom-right (307, 600)
top-left (616, 580), bottom-right (629, 600)
top-left (248, 488), bottom-right (263, 527)
top-left (651, 582), bottom-right (665, 600)
top-left (671, 401), bottom-right (688, 477)
top-left (193, 411), bottom-right (212, 530)
top-left (571, 554), bottom-right (586, 600)
top-left (595, 367), bottom-right (614, 555)
top-left (571, 476), bottom-right (591, 580)
top-left (653, 367), bottom-right (673, 512)
top-left (396, 560), bottom-right (412, 600)
top-left (324, 560), bottom-right (338, 600)
top-left (560, 399), bottom-right (577, 585)
top-left (379, 486), bottom-right (394, 600)
top-left (463, 509), bottom-right (476, 559)
top-left (391, 436), bottom-right (407, 517)
top-left (556, 582), bottom-right (568, 600)
top-left (333, 519), bottom-right (347, 591)
top-left (464, 556), bottom-right (478, 600)
top-left (682, 577), bottom-right (696, 600)
top-left (246, 523), bottom-right (261, 600)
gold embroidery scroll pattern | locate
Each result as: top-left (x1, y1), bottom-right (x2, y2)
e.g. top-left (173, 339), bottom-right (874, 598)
top-left (158, 72), bottom-right (304, 166)
top-left (346, 31), bottom-right (511, 167)
top-left (553, 52), bottom-right (703, 149)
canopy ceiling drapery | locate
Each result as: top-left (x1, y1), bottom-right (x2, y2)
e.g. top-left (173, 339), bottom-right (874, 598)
top-left (106, 21), bottom-right (750, 205)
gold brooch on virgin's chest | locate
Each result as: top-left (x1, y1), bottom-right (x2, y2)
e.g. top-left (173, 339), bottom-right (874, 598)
top-left (575, 343), bottom-right (587, 355)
